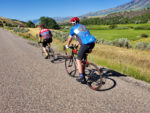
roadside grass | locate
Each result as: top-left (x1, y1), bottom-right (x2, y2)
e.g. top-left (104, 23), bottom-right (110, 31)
top-left (131, 37), bottom-right (150, 46)
top-left (28, 28), bottom-right (40, 37)
top-left (88, 44), bottom-right (150, 83)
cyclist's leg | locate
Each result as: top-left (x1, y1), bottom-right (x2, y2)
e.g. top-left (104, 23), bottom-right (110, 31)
top-left (77, 44), bottom-right (94, 72)
top-left (76, 45), bottom-right (88, 84)
top-left (76, 43), bottom-right (95, 83)
top-left (47, 38), bottom-right (52, 48)
top-left (42, 39), bottom-right (49, 58)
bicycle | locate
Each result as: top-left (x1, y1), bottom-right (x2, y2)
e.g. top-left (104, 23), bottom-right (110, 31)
top-left (36, 34), bottom-right (55, 62)
top-left (64, 44), bottom-right (103, 91)
top-left (38, 41), bottom-right (55, 62)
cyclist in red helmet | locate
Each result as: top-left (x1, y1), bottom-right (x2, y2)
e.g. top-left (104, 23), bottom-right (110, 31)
top-left (39, 24), bottom-right (53, 59)
top-left (65, 17), bottom-right (96, 84)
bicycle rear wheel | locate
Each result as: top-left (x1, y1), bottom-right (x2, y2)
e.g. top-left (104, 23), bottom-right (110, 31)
top-left (84, 63), bottom-right (102, 91)
top-left (65, 56), bottom-right (77, 77)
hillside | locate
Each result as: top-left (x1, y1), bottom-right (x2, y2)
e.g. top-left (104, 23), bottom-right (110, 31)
top-left (0, 17), bottom-right (26, 27)
top-left (104, 8), bottom-right (150, 19)
top-left (83, 0), bottom-right (150, 17)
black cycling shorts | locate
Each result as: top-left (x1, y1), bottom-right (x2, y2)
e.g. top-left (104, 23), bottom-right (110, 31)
top-left (42, 38), bottom-right (52, 47)
top-left (77, 43), bottom-right (95, 60)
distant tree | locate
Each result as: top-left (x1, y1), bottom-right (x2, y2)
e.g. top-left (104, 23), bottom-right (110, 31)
top-left (26, 21), bottom-right (35, 28)
top-left (39, 16), bottom-right (60, 29)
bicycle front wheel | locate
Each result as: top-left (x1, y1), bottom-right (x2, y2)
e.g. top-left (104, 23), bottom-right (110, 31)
top-left (65, 56), bottom-right (77, 77)
top-left (84, 62), bottom-right (102, 91)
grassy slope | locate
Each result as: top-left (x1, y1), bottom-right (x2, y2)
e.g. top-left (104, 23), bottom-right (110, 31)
top-left (0, 17), bottom-right (25, 26)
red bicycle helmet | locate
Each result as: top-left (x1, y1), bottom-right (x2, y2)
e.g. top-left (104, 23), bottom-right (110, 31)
top-left (40, 24), bottom-right (45, 28)
top-left (70, 17), bottom-right (80, 24)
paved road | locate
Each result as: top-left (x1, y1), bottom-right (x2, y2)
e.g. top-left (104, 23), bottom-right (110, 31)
top-left (0, 28), bottom-right (150, 113)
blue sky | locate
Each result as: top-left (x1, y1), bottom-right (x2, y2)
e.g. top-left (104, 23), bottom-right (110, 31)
top-left (0, 0), bottom-right (131, 21)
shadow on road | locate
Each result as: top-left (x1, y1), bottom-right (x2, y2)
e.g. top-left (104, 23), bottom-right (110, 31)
top-left (52, 54), bottom-right (66, 64)
top-left (100, 67), bottom-right (127, 77)
top-left (97, 67), bottom-right (127, 91)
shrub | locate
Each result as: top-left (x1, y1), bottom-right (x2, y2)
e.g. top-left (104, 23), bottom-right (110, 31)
top-left (147, 43), bottom-right (150, 50)
top-left (134, 42), bottom-right (149, 50)
top-left (51, 30), bottom-right (68, 42)
top-left (113, 38), bottom-right (132, 48)
top-left (12, 27), bottom-right (29, 33)
top-left (96, 38), bottom-right (104, 44)
top-left (140, 34), bottom-right (148, 38)
top-left (103, 40), bottom-right (113, 45)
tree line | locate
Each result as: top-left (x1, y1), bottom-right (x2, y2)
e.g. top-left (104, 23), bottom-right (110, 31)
top-left (2, 16), bottom-right (60, 30)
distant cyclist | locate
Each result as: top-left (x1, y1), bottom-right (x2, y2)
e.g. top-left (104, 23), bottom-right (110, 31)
top-left (39, 24), bottom-right (53, 59)
top-left (65, 17), bottom-right (96, 84)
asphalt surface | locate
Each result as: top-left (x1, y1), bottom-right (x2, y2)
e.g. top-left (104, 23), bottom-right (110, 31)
top-left (0, 28), bottom-right (150, 113)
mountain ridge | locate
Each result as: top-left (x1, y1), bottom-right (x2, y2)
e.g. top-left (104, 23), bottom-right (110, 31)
top-left (82, 0), bottom-right (150, 17)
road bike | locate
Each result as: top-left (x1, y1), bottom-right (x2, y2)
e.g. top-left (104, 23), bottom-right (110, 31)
top-left (36, 34), bottom-right (55, 62)
top-left (38, 42), bottom-right (55, 62)
top-left (64, 44), bottom-right (103, 91)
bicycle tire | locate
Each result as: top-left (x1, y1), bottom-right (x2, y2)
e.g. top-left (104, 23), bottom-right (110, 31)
top-left (65, 56), bottom-right (77, 77)
top-left (84, 62), bottom-right (103, 91)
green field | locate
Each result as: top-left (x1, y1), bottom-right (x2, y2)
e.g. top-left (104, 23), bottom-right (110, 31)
top-left (61, 23), bottom-right (150, 41)
top-left (90, 29), bottom-right (150, 41)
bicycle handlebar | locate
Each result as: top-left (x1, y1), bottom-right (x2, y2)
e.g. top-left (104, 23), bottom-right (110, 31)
top-left (63, 44), bottom-right (78, 56)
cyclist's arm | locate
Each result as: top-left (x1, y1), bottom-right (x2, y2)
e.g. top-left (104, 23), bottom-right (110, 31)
top-left (67, 27), bottom-right (75, 47)
top-left (67, 36), bottom-right (72, 47)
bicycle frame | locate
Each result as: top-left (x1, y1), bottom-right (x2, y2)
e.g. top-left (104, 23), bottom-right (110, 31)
top-left (65, 44), bottom-right (89, 71)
